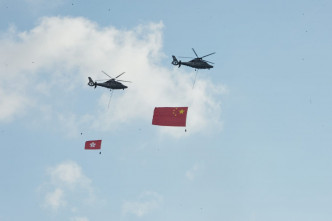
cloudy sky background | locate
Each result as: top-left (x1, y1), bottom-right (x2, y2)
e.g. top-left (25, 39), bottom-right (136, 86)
top-left (1, 0), bottom-right (332, 220)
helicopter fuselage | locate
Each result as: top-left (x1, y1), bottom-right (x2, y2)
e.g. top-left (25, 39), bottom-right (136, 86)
top-left (181, 59), bottom-right (213, 69)
top-left (96, 80), bottom-right (127, 90)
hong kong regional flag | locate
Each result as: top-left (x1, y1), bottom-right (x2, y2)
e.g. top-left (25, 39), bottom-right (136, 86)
top-left (85, 140), bottom-right (102, 150)
top-left (152, 107), bottom-right (188, 127)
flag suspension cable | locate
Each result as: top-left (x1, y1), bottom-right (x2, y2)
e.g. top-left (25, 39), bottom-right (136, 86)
top-left (188, 70), bottom-right (200, 131)
top-left (192, 69), bottom-right (198, 89)
top-left (108, 90), bottom-right (114, 109)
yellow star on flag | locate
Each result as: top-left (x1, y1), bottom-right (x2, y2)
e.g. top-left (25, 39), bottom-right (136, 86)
top-left (172, 108), bottom-right (177, 116)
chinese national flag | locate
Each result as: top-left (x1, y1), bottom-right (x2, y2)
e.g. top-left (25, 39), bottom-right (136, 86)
top-left (85, 140), bottom-right (102, 150)
top-left (152, 107), bottom-right (188, 127)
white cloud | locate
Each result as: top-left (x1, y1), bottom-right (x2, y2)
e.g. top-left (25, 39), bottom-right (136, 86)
top-left (70, 217), bottom-right (89, 221)
top-left (47, 161), bottom-right (91, 188)
top-left (0, 87), bottom-right (30, 122)
top-left (41, 161), bottom-right (96, 212)
top-left (44, 188), bottom-right (66, 210)
top-left (0, 16), bottom-right (226, 136)
top-left (185, 163), bottom-right (204, 181)
top-left (122, 191), bottom-right (163, 217)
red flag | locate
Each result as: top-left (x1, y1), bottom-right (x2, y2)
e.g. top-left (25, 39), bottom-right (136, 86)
top-left (152, 107), bottom-right (188, 127)
top-left (85, 140), bottom-right (102, 150)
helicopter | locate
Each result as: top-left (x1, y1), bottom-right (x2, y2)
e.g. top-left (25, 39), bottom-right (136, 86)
top-left (88, 71), bottom-right (130, 90)
top-left (172, 48), bottom-right (215, 70)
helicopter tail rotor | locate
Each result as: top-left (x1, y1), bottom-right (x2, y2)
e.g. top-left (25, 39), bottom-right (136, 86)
top-left (171, 55), bottom-right (179, 66)
top-left (88, 77), bottom-right (97, 88)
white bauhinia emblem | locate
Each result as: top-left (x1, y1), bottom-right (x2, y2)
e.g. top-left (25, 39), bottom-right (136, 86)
top-left (90, 142), bottom-right (96, 148)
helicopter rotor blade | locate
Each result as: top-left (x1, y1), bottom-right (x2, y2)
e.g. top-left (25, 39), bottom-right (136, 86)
top-left (203, 60), bottom-right (214, 64)
top-left (192, 48), bottom-right (199, 58)
top-left (101, 70), bottom-right (113, 79)
top-left (115, 72), bottom-right (125, 79)
top-left (201, 52), bottom-right (216, 58)
top-left (178, 56), bottom-right (194, 59)
top-left (117, 80), bottom-right (132, 83)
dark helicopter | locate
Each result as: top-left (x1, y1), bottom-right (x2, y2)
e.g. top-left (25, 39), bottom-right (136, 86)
top-left (88, 71), bottom-right (130, 90)
top-left (172, 48), bottom-right (215, 70)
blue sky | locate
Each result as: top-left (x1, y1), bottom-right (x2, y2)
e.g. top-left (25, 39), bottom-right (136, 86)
top-left (1, 0), bottom-right (332, 220)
